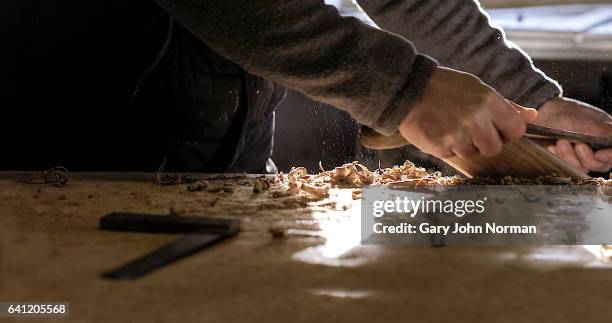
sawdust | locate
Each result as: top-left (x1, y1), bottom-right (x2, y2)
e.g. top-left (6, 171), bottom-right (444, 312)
top-left (273, 160), bottom-right (464, 201)
top-left (182, 160), bottom-right (612, 207)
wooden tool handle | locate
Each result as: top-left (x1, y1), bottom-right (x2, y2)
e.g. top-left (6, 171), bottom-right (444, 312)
top-left (359, 126), bottom-right (410, 149)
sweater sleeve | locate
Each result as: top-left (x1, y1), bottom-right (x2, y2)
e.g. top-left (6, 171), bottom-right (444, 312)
top-left (153, 0), bottom-right (438, 135)
top-left (356, 0), bottom-right (562, 108)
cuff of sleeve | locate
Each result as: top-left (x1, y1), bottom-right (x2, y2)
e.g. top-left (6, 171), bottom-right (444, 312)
top-left (371, 54), bottom-right (438, 136)
top-left (513, 78), bottom-right (563, 109)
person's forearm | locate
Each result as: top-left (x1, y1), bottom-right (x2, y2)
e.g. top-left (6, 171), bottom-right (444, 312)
top-left (154, 0), bottom-right (437, 135)
top-left (356, 0), bottom-right (562, 108)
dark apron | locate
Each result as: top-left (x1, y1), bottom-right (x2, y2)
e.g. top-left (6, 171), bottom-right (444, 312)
top-left (0, 0), bottom-right (285, 173)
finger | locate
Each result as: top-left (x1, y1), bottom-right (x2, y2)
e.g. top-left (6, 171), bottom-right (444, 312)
top-left (427, 148), bottom-right (455, 159)
top-left (594, 148), bottom-right (612, 169)
top-left (547, 145), bottom-right (558, 155)
top-left (414, 142), bottom-right (455, 159)
top-left (470, 120), bottom-right (503, 157)
top-left (452, 145), bottom-right (478, 160)
top-left (556, 139), bottom-right (588, 173)
top-left (451, 132), bottom-right (479, 160)
top-left (509, 102), bottom-right (539, 123)
top-left (575, 143), bottom-right (610, 172)
top-left (491, 100), bottom-right (527, 142)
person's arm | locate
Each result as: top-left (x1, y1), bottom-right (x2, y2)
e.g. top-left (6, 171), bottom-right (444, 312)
top-left (154, 0), bottom-right (437, 136)
top-left (355, 0), bottom-right (562, 109)
top-left (356, 0), bottom-right (611, 172)
top-left (155, 0), bottom-right (533, 161)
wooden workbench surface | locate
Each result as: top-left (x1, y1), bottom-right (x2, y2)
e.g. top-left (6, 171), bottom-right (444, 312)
top-left (1, 173), bottom-right (612, 323)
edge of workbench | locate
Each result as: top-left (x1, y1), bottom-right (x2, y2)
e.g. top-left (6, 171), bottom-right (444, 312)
top-left (0, 172), bottom-right (270, 182)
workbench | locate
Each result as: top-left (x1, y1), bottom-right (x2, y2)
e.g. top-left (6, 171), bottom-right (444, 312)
top-left (1, 172), bottom-right (612, 322)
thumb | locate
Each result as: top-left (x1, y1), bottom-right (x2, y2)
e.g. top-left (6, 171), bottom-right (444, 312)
top-left (509, 101), bottom-right (539, 123)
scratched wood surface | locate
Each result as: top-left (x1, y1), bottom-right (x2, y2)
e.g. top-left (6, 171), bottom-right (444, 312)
top-left (2, 175), bottom-right (612, 322)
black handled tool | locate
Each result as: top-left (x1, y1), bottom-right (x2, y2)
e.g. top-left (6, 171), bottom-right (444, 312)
top-left (100, 212), bottom-right (240, 280)
top-left (524, 124), bottom-right (612, 150)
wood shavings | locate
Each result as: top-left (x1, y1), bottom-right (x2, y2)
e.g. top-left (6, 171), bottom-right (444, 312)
top-left (42, 166), bottom-right (68, 187)
top-left (541, 176), bottom-right (572, 184)
top-left (319, 161), bottom-right (326, 172)
top-left (281, 166), bottom-right (331, 200)
top-left (385, 178), bottom-right (430, 188)
top-left (206, 183), bottom-right (223, 193)
top-left (288, 167), bottom-right (308, 181)
top-left (301, 182), bottom-right (330, 199)
top-left (271, 159), bottom-right (612, 205)
top-left (278, 160), bottom-right (462, 195)
top-left (376, 160), bottom-right (431, 185)
top-left (600, 244), bottom-right (612, 259)
top-left (187, 180), bottom-right (209, 192)
top-left (153, 157), bottom-right (196, 186)
top-left (271, 190), bottom-right (292, 198)
top-left (599, 179), bottom-right (612, 197)
top-left (326, 161), bottom-right (372, 187)
top-left (223, 183), bottom-right (234, 193)
top-left (287, 181), bottom-right (302, 195)
top-left (253, 179), bottom-right (270, 194)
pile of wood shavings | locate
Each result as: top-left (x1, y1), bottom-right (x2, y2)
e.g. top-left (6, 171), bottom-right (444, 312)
top-left (276, 160), bottom-right (465, 201)
top-left (275, 161), bottom-right (612, 201)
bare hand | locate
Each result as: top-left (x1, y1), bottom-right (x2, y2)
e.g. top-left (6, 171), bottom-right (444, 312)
top-left (398, 67), bottom-right (537, 159)
top-left (535, 97), bottom-right (612, 173)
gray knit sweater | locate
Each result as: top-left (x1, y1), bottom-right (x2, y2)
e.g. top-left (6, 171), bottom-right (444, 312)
top-left (154, 0), bottom-right (561, 135)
